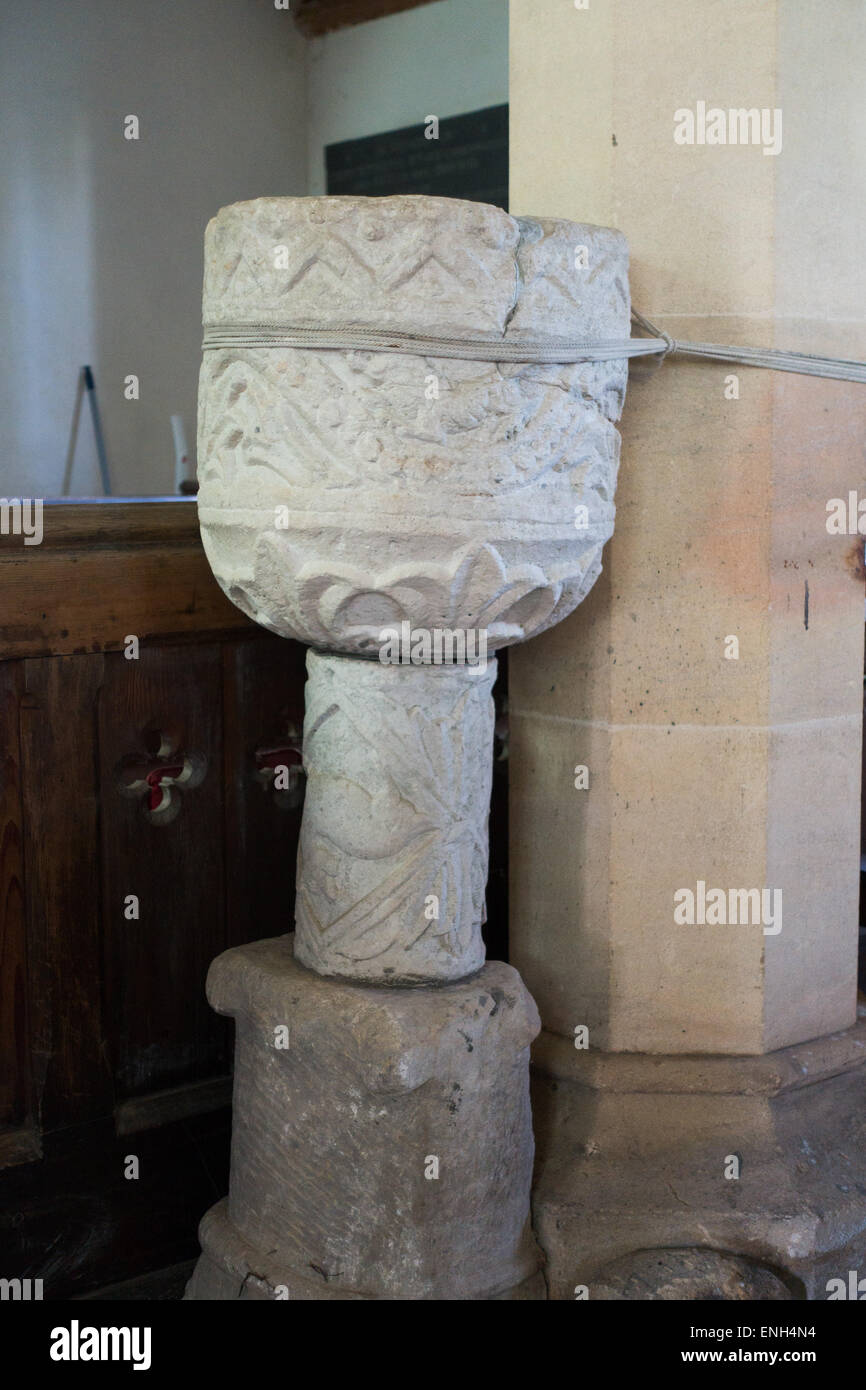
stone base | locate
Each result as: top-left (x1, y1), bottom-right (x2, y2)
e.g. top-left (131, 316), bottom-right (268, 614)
top-left (186, 1200), bottom-right (546, 1301)
top-left (186, 935), bottom-right (545, 1301)
top-left (530, 1011), bottom-right (866, 1299)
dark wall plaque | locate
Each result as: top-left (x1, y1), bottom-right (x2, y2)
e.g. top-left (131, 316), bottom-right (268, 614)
top-left (325, 103), bottom-right (508, 210)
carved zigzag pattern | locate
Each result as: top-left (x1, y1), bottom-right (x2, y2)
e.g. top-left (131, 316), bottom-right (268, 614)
top-left (211, 228), bottom-right (507, 310)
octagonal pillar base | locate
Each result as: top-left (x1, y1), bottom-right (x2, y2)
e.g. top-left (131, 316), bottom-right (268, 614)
top-left (531, 1014), bottom-right (866, 1300)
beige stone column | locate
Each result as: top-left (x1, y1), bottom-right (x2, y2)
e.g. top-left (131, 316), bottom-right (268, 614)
top-left (510, 0), bottom-right (866, 1298)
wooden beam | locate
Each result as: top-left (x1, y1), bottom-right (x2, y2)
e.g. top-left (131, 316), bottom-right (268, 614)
top-left (0, 500), bottom-right (258, 661)
top-left (292, 0), bottom-right (441, 39)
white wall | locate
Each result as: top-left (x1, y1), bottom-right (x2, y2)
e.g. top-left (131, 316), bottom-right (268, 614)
top-left (0, 0), bottom-right (307, 498)
top-left (0, 0), bottom-right (507, 498)
top-left (306, 0), bottom-right (508, 193)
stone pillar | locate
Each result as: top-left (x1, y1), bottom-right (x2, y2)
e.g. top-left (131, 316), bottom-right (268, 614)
top-left (510, 0), bottom-right (866, 1298)
top-left (293, 653), bottom-right (495, 984)
top-left (185, 193), bottom-right (631, 1299)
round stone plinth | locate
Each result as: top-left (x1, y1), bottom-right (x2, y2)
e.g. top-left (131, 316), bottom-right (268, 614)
top-left (186, 1200), bottom-right (547, 1301)
top-left (185, 934), bottom-right (544, 1301)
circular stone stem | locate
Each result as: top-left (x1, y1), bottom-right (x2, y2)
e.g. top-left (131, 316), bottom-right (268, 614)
top-left (294, 650), bottom-right (497, 983)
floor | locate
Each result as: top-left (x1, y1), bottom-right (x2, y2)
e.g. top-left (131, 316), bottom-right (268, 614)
top-left (75, 1261), bottom-right (195, 1300)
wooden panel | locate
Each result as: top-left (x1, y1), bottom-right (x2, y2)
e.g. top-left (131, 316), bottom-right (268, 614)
top-left (19, 655), bottom-right (111, 1131)
top-left (292, 0), bottom-right (439, 38)
top-left (0, 1109), bottom-right (230, 1297)
top-left (97, 646), bottom-right (228, 1099)
top-left (114, 1076), bottom-right (232, 1136)
top-left (223, 637), bottom-right (307, 947)
top-left (0, 501), bottom-right (255, 661)
top-left (0, 503), bottom-right (315, 1290)
top-left (0, 661), bottom-right (28, 1129)
top-left (1, 499), bottom-right (200, 550)
top-left (0, 1128), bottom-right (41, 1168)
